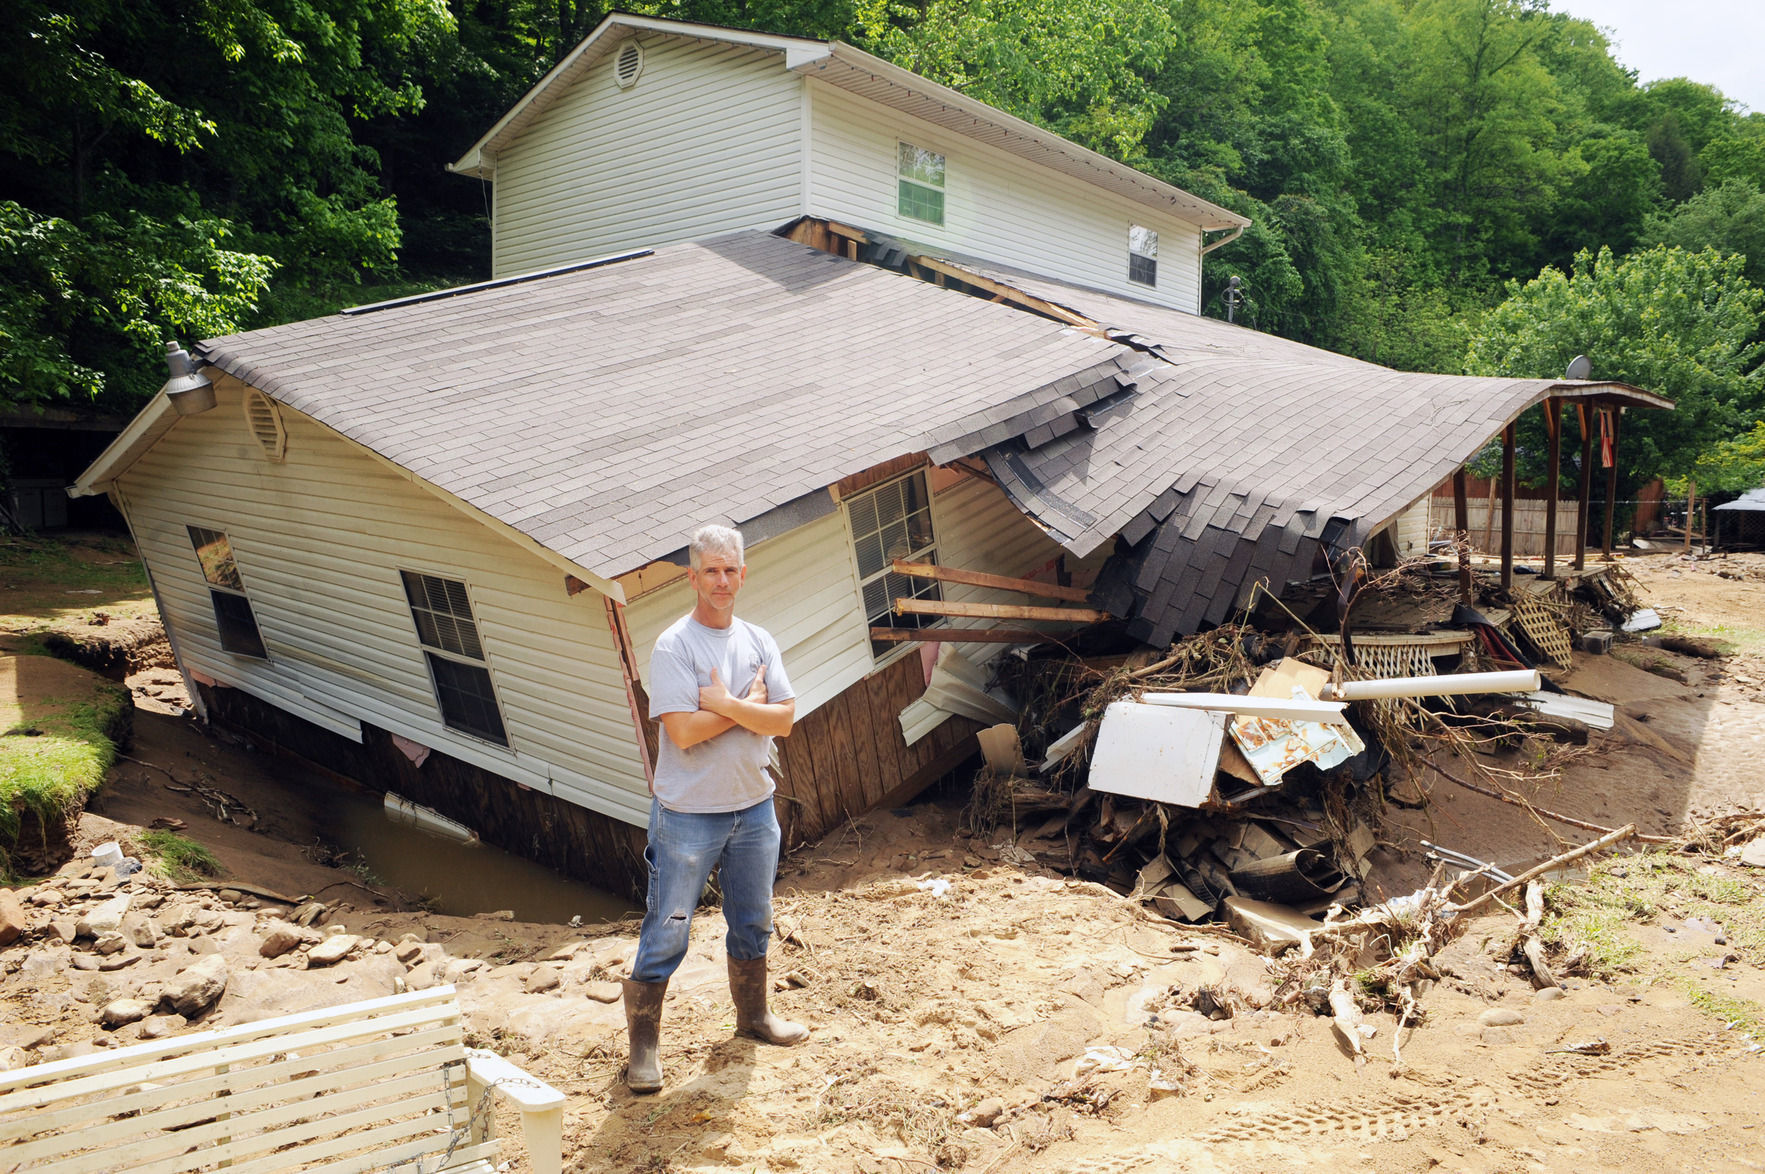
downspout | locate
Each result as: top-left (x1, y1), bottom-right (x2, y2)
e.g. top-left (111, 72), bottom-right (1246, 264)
top-left (604, 596), bottom-right (654, 791)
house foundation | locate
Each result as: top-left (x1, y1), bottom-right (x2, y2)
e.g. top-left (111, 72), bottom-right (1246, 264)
top-left (193, 682), bottom-right (649, 903)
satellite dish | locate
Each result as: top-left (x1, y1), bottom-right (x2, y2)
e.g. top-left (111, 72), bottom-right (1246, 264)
top-left (1564, 354), bottom-right (1592, 381)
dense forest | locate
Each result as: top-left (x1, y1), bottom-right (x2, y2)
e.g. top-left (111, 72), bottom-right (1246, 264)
top-left (3, 0), bottom-right (1762, 495)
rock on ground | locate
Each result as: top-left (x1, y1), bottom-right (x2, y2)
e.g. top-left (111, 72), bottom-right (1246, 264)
top-left (163, 955), bottom-right (229, 1018)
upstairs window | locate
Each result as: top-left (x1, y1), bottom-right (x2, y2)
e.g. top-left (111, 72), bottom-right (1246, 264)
top-left (898, 143), bottom-right (946, 226)
top-left (1128, 224), bottom-right (1158, 287)
top-left (187, 526), bottom-right (267, 658)
top-left (849, 470), bottom-right (941, 657)
top-left (401, 571), bottom-right (508, 746)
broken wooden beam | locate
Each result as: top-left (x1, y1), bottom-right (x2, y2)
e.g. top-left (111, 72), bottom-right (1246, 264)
top-left (869, 627), bottom-right (1053, 644)
top-left (890, 559), bottom-right (1092, 603)
top-left (892, 598), bottom-right (1107, 623)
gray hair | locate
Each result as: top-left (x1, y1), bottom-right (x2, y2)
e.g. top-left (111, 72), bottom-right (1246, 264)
top-left (688, 524), bottom-right (745, 570)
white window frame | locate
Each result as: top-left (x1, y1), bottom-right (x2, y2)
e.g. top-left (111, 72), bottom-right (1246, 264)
top-left (1128, 224), bottom-right (1158, 287)
top-left (842, 468), bottom-right (945, 663)
top-left (186, 524), bottom-right (269, 659)
top-left (897, 142), bottom-right (947, 227)
top-left (398, 569), bottom-right (513, 748)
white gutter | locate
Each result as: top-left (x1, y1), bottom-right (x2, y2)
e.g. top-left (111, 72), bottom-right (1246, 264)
top-left (1201, 225), bottom-right (1246, 256)
top-left (69, 391), bottom-right (180, 497)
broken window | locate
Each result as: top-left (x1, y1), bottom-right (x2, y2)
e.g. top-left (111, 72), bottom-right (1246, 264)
top-left (400, 571), bottom-right (508, 746)
top-left (186, 525), bottom-right (267, 658)
top-left (1128, 224), bottom-right (1158, 287)
top-left (898, 143), bottom-right (946, 226)
top-left (848, 470), bottom-right (942, 657)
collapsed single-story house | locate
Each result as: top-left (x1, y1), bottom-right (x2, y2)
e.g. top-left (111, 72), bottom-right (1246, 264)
top-left (74, 15), bottom-right (1670, 896)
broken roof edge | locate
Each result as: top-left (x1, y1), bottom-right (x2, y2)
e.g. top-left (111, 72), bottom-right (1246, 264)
top-left (922, 355), bottom-right (1153, 466)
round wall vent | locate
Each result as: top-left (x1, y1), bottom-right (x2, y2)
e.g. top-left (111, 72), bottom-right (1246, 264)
top-left (614, 40), bottom-right (644, 89)
top-left (243, 390), bottom-right (287, 462)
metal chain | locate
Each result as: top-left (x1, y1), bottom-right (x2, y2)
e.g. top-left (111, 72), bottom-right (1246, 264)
top-left (389, 1051), bottom-right (551, 1174)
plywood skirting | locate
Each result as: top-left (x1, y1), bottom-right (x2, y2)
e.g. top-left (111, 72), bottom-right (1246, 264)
top-left (775, 652), bottom-right (982, 847)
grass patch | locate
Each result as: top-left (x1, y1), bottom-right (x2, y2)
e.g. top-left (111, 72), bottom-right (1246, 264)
top-left (0, 535), bottom-right (154, 638)
top-left (1656, 613), bottom-right (1761, 656)
top-left (1, 681), bottom-right (131, 874)
top-left (141, 830), bottom-right (223, 883)
top-left (1541, 851), bottom-right (1765, 980)
top-left (1681, 983), bottom-right (1765, 1037)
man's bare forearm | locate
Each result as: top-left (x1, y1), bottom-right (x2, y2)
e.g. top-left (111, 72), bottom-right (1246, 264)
top-left (660, 709), bottom-right (737, 749)
top-left (703, 696), bottom-right (795, 737)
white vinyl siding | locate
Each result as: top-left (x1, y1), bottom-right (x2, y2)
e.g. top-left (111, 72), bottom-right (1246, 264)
top-left (116, 382), bottom-right (652, 826)
top-left (933, 471), bottom-right (1107, 660)
top-left (806, 81), bottom-right (1205, 313)
top-left (491, 38), bottom-right (805, 277)
top-left (623, 510), bottom-right (873, 717)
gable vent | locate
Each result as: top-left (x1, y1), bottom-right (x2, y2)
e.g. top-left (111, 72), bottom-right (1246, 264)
top-left (613, 39), bottom-right (644, 89)
top-left (242, 390), bottom-right (287, 462)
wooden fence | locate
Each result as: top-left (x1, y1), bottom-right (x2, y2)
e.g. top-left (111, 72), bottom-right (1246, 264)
top-left (1428, 497), bottom-right (1584, 558)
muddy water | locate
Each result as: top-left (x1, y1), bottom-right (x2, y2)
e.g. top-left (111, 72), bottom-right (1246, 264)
top-left (307, 771), bottom-right (637, 925)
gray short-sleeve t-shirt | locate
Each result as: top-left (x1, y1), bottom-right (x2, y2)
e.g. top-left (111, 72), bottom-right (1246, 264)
top-left (647, 615), bottom-right (794, 813)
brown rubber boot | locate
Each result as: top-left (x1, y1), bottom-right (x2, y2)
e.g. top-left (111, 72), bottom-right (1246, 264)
top-left (728, 955), bottom-right (808, 1045)
top-left (622, 977), bottom-right (667, 1093)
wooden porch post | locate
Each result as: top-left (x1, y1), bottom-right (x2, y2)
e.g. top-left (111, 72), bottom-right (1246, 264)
top-left (1543, 397), bottom-right (1562, 579)
top-left (1453, 468), bottom-right (1472, 602)
top-left (1500, 422), bottom-right (1516, 591)
top-left (1602, 407), bottom-right (1624, 557)
top-left (1574, 403), bottom-right (1593, 570)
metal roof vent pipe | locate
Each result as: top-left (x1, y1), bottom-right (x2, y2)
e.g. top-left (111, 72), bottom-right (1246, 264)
top-left (163, 341), bottom-right (216, 415)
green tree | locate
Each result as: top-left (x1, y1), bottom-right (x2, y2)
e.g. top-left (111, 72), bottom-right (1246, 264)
top-left (1466, 245), bottom-right (1765, 487)
top-left (1399, 0), bottom-right (1568, 282)
top-left (1642, 180), bottom-right (1765, 287)
top-left (0, 0), bottom-right (454, 410)
top-left (1688, 422), bottom-right (1765, 493)
top-left (851, 0), bottom-right (1175, 157)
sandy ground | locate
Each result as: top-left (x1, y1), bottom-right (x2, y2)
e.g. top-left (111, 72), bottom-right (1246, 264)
top-left (4, 549), bottom-right (1765, 1173)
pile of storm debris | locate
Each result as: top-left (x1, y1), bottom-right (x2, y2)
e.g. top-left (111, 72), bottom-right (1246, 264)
top-left (909, 548), bottom-right (1662, 948)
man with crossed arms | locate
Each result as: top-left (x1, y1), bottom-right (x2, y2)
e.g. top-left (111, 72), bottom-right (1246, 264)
top-left (622, 524), bottom-right (808, 1093)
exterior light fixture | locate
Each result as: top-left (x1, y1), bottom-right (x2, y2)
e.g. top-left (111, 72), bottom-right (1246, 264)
top-left (163, 341), bottom-right (216, 415)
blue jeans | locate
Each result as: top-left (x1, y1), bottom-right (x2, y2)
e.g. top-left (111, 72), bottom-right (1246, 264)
top-left (628, 795), bottom-right (781, 983)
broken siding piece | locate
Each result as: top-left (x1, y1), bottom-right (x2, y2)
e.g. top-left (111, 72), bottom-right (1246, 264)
top-left (1513, 691), bottom-right (1615, 730)
top-left (1086, 701), bottom-right (1226, 807)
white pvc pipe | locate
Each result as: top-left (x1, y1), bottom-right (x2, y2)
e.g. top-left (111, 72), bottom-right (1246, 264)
top-left (1322, 669), bottom-right (1540, 701)
top-left (1139, 692), bottom-right (1350, 725)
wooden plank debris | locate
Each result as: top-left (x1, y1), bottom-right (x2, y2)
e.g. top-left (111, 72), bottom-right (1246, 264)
top-left (890, 559), bottom-right (1092, 603)
top-left (893, 598), bottom-right (1108, 623)
top-left (870, 627), bottom-right (1051, 644)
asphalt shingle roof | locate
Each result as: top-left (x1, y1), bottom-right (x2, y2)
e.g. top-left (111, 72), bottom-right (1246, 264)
top-left (920, 261), bottom-right (1671, 646)
top-left (195, 232), bottom-right (1126, 580)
